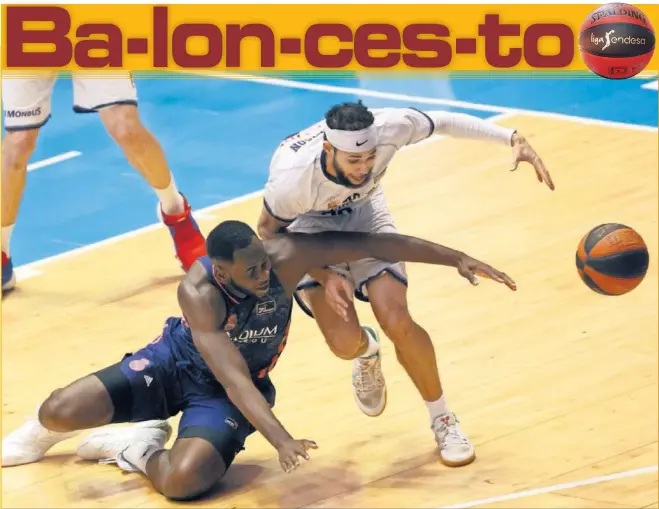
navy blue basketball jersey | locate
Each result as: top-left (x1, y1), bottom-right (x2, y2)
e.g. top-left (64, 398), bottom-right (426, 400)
top-left (171, 256), bottom-right (293, 385)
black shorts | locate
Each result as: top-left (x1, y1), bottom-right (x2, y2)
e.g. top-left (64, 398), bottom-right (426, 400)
top-left (94, 317), bottom-right (276, 468)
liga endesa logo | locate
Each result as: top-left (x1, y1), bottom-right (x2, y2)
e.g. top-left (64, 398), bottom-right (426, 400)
top-left (589, 31), bottom-right (648, 52)
top-left (4, 5), bottom-right (578, 70)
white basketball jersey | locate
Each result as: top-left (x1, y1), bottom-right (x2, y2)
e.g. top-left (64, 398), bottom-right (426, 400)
top-left (263, 107), bottom-right (436, 221)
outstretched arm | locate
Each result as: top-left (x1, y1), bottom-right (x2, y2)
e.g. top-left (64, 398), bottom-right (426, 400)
top-left (271, 231), bottom-right (516, 294)
top-left (399, 108), bottom-right (554, 190)
top-left (428, 111), bottom-right (554, 189)
top-left (426, 110), bottom-right (517, 145)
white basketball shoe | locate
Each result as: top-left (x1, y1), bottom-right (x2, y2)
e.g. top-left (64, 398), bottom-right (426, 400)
top-left (432, 412), bottom-right (476, 467)
top-left (352, 326), bottom-right (387, 417)
top-left (76, 420), bottom-right (172, 466)
top-left (2, 416), bottom-right (81, 467)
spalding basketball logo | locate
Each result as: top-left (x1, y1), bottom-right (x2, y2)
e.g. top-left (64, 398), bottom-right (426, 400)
top-left (579, 3), bottom-right (655, 79)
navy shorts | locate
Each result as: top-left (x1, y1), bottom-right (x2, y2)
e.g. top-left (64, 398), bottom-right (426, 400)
top-left (94, 318), bottom-right (276, 468)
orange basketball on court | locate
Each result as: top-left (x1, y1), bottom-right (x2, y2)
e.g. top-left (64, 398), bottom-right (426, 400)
top-left (579, 3), bottom-right (655, 79)
top-left (576, 223), bottom-right (649, 295)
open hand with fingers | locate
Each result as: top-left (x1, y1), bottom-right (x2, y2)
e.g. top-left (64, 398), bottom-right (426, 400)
top-left (323, 272), bottom-right (354, 322)
top-left (277, 438), bottom-right (318, 473)
top-left (510, 132), bottom-right (554, 191)
top-left (455, 255), bottom-right (517, 291)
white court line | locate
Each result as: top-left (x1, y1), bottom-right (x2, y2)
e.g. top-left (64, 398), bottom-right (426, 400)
top-left (642, 80), bottom-right (658, 91)
top-left (14, 266), bottom-right (45, 280)
top-left (27, 151), bottom-right (82, 172)
top-left (14, 190), bottom-right (266, 281)
top-left (196, 72), bottom-right (659, 133)
top-left (440, 465), bottom-right (659, 509)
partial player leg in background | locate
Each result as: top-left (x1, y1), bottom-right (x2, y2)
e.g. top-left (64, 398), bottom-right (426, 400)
top-left (1, 74), bottom-right (56, 293)
top-left (73, 75), bottom-right (207, 271)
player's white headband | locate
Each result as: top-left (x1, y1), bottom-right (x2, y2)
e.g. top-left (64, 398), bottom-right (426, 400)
top-left (324, 122), bottom-right (377, 153)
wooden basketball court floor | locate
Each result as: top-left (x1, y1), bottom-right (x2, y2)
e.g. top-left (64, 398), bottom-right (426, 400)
top-left (1, 113), bottom-right (657, 509)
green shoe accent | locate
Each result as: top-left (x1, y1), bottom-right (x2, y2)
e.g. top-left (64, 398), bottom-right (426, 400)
top-left (362, 325), bottom-right (379, 343)
top-left (360, 326), bottom-right (380, 358)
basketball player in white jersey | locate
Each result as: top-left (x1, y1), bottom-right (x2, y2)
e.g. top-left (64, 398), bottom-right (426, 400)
top-left (2, 73), bottom-right (207, 293)
top-left (257, 101), bottom-right (553, 467)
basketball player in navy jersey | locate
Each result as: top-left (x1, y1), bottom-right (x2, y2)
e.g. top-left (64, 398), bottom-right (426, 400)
top-left (2, 220), bottom-right (515, 501)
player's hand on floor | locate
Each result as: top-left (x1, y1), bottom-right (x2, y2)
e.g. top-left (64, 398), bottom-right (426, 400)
top-left (323, 272), bottom-right (354, 321)
top-left (277, 438), bottom-right (318, 473)
top-left (510, 132), bottom-right (555, 191)
top-left (456, 256), bottom-right (517, 291)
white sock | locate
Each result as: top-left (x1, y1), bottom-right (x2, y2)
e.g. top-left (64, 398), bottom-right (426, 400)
top-left (360, 327), bottom-right (380, 359)
top-left (154, 177), bottom-right (185, 215)
top-left (124, 441), bottom-right (163, 474)
top-left (2, 225), bottom-right (14, 257)
top-left (426, 394), bottom-right (450, 423)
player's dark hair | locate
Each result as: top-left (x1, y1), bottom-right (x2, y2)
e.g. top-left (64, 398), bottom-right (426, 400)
top-left (206, 220), bottom-right (257, 262)
top-left (324, 100), bottom-right (374, 131)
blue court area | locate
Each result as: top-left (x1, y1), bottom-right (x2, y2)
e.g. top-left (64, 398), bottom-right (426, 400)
top-left (2, 73), bottom-right (658, 267)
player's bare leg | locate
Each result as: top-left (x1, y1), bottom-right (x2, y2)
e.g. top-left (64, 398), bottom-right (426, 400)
top-left (366, 272), bottom-right (475, 467)
top-left (302, 286), bottom-right (387, 417)
top-left (38, 375), bottom-right (116, 431)
top-left (98, 104), bottom-right (207, 271)
top-left (114, 436), bottom-right (226, 501)
top-left (2, 375), bottom-right (170, 467)
top-left (1, 129), bottom-right (40, 292)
